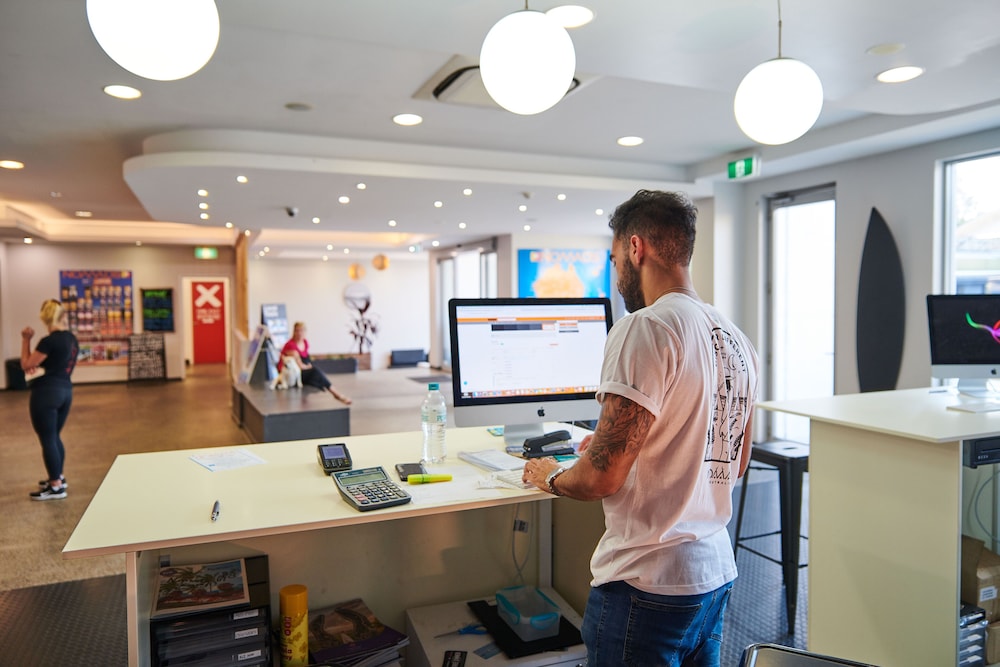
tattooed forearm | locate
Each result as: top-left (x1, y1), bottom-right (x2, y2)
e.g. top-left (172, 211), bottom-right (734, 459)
top-left (587, 394), bottom-right (654, 472)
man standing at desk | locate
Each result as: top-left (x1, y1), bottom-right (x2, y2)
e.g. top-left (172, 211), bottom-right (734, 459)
top-left (524, 190), bottom-right (759, 666)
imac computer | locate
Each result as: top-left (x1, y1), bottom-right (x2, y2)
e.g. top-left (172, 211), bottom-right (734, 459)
top-left (927, 294), bottom-right (1000, 397)
top-left (448, 297), bottom-right (613, 445)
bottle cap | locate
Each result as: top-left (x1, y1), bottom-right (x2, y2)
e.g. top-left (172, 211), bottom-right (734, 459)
top-left (428, 382), bottom-right (439, 390)
top-left (279, 584), bottom-right (308, 614)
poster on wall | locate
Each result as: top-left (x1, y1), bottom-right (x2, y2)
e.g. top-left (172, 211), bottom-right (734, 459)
top-left (59, 270), bottom-right (133, 365)
top-left (261, 303), bottom-right (288, 373)
top-left (517, 249), bottom-right (611, 298)
top-left (142, 288), bottom-right (174, 332)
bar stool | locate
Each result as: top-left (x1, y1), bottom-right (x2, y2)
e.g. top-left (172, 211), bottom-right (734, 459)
top-left (733, 440), bottom-right (810, 635)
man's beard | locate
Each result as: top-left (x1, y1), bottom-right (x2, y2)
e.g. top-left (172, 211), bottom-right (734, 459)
top-left (617, 259), bottom-right (645, 313)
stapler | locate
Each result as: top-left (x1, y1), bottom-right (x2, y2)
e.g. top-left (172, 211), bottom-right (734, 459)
top-left (523, 429), bottom-right (574, 458)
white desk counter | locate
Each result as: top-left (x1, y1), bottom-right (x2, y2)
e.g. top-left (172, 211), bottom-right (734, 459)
top-left (64, 426), bottom-right (583, 667)
top-left (759, 387), bottom-right (1000, 667)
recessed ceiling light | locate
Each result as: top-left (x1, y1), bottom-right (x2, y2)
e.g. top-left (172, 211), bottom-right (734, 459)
top-left (135, 241), bottom-right (142, 246)
top-left (244, 230), bottom-right (251, 236)
top-left (225, 222), bottom-right (233, 229)
top-left (50, 191), bottom-right (62, 198)
top-left (343, 248), bottom-right (350, 254)
top-left (197, 189), bottom-right (208, 197)
top-left (0, 160), bottom-right (25, 170)
top-left (388, 219), bottom-right (397, 227)
top-left (595, 208), bottom-right (604, 216)
top-left (546, 5), bottom-right (595, 28)
top-left (617, 135), bottom-right (644, 147)
top-left (866, 42), bottom-right (905, 56)
top-left (434, 201), bottom-right (443, 208)
top-left (200, 213), bottom-right (210, 220)
top-left (557, 193), bottom-right (567, 201)
top-left (518, 205), bottom-right (528, 212)
top-left (75, 210), bottom-right (93, 218)
top-left (408, 246), bottom-right (417, 253)
top-left (338, 196), bottom-right (350, 204)
top-left (463, 188), bottom-right (473, 196)
top-left (199, 202), bottom-right (209, 210)
top-left (258, 250), bottom-right (265, 257)
top-left (263, 246), bottom-right (270, 253)
top-left (876, 65), bottom-right (925, 83)
top-left (285, 102), bottom-right (313, 112)
top-left (393, 113), bottom-right (423, 126)
top-left (432, 240), bottom-right (440, 247)
top-left (23, 237), bottom-right (33, 244)
top-left (322, 255), bottom-right (329, 261)
top-left (103, 84), bottom-right (142, 100)
top-left (236, 175), bottom-right (248, 184)
top-left (458, 222), bottom-right (467, 229)
top-left (312, 217), bottom-right (321, 224)
top-left (523, 224), bottom-right (532, 231)
top-left (356, 182), bottom-right (366, 190)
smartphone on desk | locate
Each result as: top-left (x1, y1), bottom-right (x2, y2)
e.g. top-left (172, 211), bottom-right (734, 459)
top-left (395, 462), bottom-right (426, 481)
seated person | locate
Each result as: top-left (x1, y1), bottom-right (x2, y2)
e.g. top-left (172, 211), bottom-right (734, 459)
top-left (279, 322), bottom-right (352, 405)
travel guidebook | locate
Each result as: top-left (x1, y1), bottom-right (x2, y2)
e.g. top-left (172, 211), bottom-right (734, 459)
top-left (151, 558), bottom-right (250, 619)
top-left (307, 597), bottom-right (409, 666)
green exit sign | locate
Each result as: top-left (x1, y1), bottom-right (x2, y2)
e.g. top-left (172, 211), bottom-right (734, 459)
top-left (727, 156), bottom-right (760, 179)
top-left (194, 246), bottom-right (218, 260)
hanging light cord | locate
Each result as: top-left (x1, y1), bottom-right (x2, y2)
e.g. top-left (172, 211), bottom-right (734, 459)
top-left (776, 0), bottom-right (784, 58)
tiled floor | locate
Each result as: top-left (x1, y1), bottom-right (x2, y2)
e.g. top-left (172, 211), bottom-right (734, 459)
top-left (0, 365), bottom-right (806, 665)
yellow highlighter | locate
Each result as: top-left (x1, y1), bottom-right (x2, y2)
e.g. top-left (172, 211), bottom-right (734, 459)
top-left (408, 473), bottom-right (453, 484)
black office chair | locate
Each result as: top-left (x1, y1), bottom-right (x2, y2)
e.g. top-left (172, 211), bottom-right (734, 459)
top-left (740, 643), bottom-right (878, 666)
top-left (733, 440), bottom-right (810, 634)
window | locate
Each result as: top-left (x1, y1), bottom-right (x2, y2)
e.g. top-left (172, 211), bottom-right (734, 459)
top-left (945, 152), bottom-right (1000, 294)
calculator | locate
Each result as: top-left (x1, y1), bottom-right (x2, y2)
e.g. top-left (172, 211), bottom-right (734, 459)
top-left (332, 466), bottom-right (412, 512)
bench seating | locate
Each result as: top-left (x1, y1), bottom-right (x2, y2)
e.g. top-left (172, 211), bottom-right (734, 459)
top-left (389, 349), bottom-right (428, 368)
top-left (231, 383), bottom-right (349, 442)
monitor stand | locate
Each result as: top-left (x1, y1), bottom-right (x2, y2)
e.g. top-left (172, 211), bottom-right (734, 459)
top-left (503, 423), bottom-right (545, 447)
top-left (957, 378), bottom-right (1000, 399)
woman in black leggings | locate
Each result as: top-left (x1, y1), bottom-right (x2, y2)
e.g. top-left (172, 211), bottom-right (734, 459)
top-left (21, 299), bottom-right (79, 501)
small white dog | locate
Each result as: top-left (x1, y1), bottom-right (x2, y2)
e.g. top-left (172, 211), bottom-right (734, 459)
top-left (270, 355), bottom-right (303, 390)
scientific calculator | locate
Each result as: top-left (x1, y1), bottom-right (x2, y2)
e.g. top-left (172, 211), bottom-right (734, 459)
top-left (332, 466), bottom-right (412, 512)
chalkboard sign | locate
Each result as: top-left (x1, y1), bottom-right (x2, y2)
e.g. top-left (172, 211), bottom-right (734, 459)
top-left (128, 333), bottom-right (167, 381)
top-left (142, 288), bottom-right (174, 332)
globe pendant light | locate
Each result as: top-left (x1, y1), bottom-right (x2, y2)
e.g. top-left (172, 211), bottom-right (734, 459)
top-left (87, 0), bottom-right (220, 81)
top-left (479, 5), bottom-right (576, 115)
top-left (733, 0), bottom-right (823, 145)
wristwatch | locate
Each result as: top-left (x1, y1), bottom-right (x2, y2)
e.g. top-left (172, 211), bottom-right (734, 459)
top-left (545, 466), bottom-right (567, 496)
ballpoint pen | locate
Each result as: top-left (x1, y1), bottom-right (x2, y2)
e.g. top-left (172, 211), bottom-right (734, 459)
top-left (211, 500), bottom-right (220, 522)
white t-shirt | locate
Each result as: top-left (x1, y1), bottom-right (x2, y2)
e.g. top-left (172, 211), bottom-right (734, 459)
top-left (590, 293), bottom-right (759, 595)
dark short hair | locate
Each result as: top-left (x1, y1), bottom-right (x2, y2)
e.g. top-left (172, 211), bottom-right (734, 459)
top-left (608, 190), bottom-right (697, 266)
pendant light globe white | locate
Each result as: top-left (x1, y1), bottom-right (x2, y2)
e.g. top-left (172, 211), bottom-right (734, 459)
top-left (86, 0), bottom-right (220, 81)
top-left (734, 57), bottom-right (823, 145)
top-left (479, 10), bottom-right (576, 115)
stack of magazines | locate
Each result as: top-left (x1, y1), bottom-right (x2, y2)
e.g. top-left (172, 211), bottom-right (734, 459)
top-left (307, 598), bottom-right (409, 667)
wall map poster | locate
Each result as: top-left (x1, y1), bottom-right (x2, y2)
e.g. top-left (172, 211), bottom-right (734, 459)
top-left (517, 249), bottom-right (611, 298)
top-left (59, 270), bottom-right (133, 366)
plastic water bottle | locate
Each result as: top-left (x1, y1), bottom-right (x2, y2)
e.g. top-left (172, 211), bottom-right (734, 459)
top-left (421, 382), bottom-right (447, 464)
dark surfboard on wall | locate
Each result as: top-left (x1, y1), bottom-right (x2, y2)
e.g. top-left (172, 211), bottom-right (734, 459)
top-left (856, 207), bottom-right (905, 392)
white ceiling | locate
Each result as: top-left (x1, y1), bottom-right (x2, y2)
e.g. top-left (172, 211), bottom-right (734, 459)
top-left (2, 0), bottom-right (1000, 260)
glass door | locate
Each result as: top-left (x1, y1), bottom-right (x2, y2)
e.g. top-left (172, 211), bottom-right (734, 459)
top-left (766, 186), bottom-right (836, 442)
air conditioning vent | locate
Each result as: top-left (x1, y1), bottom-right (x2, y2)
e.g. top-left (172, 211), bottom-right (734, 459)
top-left (415, 55), bottom-right (583, 109)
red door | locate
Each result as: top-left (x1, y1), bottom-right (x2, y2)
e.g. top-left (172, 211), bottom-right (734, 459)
top-left (192, 280), bottom-right (226, 364)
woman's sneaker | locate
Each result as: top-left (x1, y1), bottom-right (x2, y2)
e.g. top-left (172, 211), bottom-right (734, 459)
top-left (38, 477), bottom-right (67, 489)
top-left (30, 484), bottom-right (67, 501)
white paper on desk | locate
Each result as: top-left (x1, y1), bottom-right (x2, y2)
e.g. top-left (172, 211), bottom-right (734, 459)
top-left (189, 448), bottom-right (267, 472)
top-left (457, 449), bottom-right (526, 471)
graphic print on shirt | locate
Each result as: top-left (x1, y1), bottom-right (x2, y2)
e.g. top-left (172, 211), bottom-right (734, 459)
top-left (705, 327), bottom-right (751, 482)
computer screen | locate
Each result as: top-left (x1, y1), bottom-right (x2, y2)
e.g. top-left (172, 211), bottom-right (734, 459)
top-left (926, 294), bottom-right (1000, 395)
top-left (448, 297), bottom-right (613, 444)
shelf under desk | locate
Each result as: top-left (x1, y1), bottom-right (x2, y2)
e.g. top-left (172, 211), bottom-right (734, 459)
top-left (63, 425), bottom-right (590, 667)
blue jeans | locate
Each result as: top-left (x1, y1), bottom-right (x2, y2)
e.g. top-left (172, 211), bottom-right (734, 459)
top-left (582, 579), bottom-right (734, 667)
top-left (29, 381), bottom-right (73, 481)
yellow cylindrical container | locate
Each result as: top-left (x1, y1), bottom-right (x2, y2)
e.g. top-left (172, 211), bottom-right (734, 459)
top-left (279, 584), bottom-right (309, 667)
